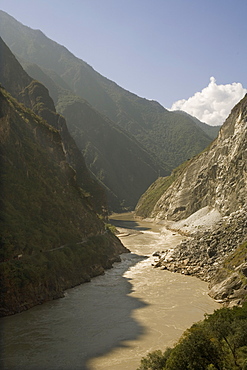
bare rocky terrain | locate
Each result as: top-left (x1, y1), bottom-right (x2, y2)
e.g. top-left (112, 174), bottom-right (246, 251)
top-left (154, 205), bottom-right (247, 306)
top-left (138, 94), bottom-right (247, 306)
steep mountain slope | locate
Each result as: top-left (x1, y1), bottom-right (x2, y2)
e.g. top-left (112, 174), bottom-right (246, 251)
top-left (0, 23), bottom-right (167, 211)
top-left (0, 10), bottom-right (218, 173)
top-left (21, 61), bottom-right (166, 211)
top-left (0, 85), bottom-right (127, 316)
top-left (0, 38), bottom-right (128, 315)
top-left (174, 110), bottom-right (221, 139)
top-left (58, 95), bottom-right (163, 211)
top-left (0, 36), bottom-right (107, 214)
top-left (136, 96), bottom-right (247, 305)
top-left (137, 95), bottom-right (246, 221)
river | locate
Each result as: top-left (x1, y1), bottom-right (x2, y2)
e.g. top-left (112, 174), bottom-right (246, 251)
top-left (0, 213), bottom-right (220, 370)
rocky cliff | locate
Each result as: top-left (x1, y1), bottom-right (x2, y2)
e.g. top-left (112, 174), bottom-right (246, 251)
top-left (136, 95), bottom-right (247, 305)
top-left (154, 207), bottom-right (247, 306)
top-left (137, 94), bottom-right (247, 221)
top-left (0, 10), bottom-right (220, 212)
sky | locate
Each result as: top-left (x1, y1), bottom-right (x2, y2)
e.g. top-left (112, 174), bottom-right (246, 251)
top-left (1, 0), bottom-right (247, 125)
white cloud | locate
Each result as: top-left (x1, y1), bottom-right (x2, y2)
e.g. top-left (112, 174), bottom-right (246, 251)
top-left (171, 77), bottom-right (247, 126)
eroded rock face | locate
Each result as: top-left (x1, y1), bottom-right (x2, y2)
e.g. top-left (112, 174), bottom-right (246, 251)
top-left (148, 96), bottom-right (247, 305)
top-left (154, 206), bottom-right (247, 305)
top-left (150, 95), bottom-right (247, 222)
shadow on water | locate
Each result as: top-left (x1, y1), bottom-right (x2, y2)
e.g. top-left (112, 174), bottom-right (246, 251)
top-left (0, 252), bottom-right (149, 370)
top-left (110, 218), bottom-right (151, 231)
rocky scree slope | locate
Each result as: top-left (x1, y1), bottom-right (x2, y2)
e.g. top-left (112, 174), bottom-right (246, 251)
top-left (155, 207), bottom-right (247, 306)
top-left (137, 95), bottom-right (247, 305)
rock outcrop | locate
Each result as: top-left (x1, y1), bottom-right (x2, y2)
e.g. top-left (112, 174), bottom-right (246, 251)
top-left (148, 94), bottom-right (246, 221)
top-left (155, 206), bottom-right (247, 305)
top-left (137, 95), bottom-right (247, 305)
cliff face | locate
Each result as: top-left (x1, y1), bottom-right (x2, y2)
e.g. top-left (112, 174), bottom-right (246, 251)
top-left (154, 207), bottom-right (247, 306)
top-left (138, 96), bottom-right (247, 305)
top-left (143, 94), bottom-right (247, 221)
top-left (0, 11), bottom-right (220, 211)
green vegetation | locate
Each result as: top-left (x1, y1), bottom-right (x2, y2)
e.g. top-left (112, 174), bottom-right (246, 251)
top-left (137, 303), bottom-right (247, 370)
top-left (0, 86), bottom-right (124, 315)
top-left (224, 241), bottom-right (247, 274)
top-left (0, 87), bottom-right (96, 260)
top-left (56, 95), bottom-right (164, 211)
top-left (135, 176), bottom-right (174, 218)
top-left (0, 233), bottom-right (120, 315)
top-left (105, 223), bottom-right (118, 234)
top-left (174, 110), bottom-right (221, 139)
top-left (0, 36), bottom-right (107, 215)
top-left (135, 132), bottom-right (220, 218)
top-left (210, 241), bottom-right (247, 296)
top-left (0, 11), bottom-right (219, 211)
top-left (135, 161), bottom-right (190, 218)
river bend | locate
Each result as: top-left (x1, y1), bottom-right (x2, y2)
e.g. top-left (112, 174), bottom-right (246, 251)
top-left (1, 213), bottom-right (220, 370)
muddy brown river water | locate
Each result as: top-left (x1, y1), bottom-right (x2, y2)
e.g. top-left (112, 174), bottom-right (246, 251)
top-left (0, 213), bottom-right (220, 370)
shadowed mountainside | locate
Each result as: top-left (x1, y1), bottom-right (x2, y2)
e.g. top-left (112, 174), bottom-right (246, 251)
top-left (0, 10), bottom-right (219, 211)
top-left (0, 39), bottom-right (128, 316)
top-left (0, 36), bottom-right (107, 214)
top-left (20, 60), bottom-right (165, 211)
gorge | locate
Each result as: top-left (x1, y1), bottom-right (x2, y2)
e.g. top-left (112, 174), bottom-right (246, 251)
top-left (0, 10), bottom-right (220, 212)
top-left (0, 9), bottom-right (246, 370)
top-left (0, 214), bottom-right (220, 370)
top-left (136, 93), bottom-right (247, 307)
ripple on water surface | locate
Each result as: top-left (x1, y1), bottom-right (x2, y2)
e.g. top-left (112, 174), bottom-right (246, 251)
top-left (1, 214), bottom-right (221, 370)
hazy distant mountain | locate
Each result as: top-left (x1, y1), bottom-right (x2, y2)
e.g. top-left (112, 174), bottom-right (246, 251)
top-left (0, 10), bottom-right (218, 173)
top-left (173, 110), bottom-right (220, 139)
top-left (20, 60), bottom-right (165, 211)
top-left (0, 36), bottom-right (106, 214)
